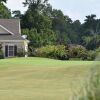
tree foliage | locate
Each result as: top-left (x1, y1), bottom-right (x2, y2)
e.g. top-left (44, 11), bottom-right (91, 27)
top-left (0, 0), bottom-right (7, 3)
top-left (0, 0), bottom-right (11, 18)
top-left (21, 1), bottom-right (100, 50)
top-left (12, 10), bottom-right (21, 18)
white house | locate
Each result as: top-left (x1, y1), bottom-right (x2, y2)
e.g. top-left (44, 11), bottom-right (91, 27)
top-left (0, 19), bottom-right (29, 57)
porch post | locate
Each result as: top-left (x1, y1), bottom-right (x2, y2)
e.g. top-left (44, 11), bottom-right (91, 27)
top-left (24, 41), bottom-right (28, 57)
top-left (1, 43), bottom-right (6, 58)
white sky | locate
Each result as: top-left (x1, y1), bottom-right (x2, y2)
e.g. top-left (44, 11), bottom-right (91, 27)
top-left (6, 0), bottom-right (100, 23)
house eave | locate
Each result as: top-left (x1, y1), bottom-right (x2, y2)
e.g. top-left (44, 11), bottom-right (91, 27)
top-left (0, 40), bottom-right (29, 43)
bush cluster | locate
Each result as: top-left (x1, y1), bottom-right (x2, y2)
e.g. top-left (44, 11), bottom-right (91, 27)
top-left (32, 45), bottom-right (98, 60)
top-left (34, 45), bottom-right (69, 60)
top-left (17, 49), bottom-right (26, 57)
top-left (87, 50), bottom-right (97, 60)
top-left (68, 45), bottom-right (88, 60)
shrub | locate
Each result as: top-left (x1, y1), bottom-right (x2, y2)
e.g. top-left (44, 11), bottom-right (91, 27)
top-left (32, 44), bottom-right (97, 61)
top-left (35, 45), bottom-right (69, 60)
top-left (69, 45), bottom-right (87, 60)
top-left (96, 47), bottom-right (100, 54)
top-left (87, 50), bottom-right (97, 61)
top-left (17, 49), bottom-right (25, 57)
top-left (28, 47), bottom-right (34, 57)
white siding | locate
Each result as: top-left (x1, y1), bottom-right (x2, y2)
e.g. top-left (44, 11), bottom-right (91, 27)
top-left (1, 41), bottom-right (27, 57)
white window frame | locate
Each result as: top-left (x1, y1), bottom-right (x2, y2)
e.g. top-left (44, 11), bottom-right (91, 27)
top-left (8, 44), bottom-right (15, 57)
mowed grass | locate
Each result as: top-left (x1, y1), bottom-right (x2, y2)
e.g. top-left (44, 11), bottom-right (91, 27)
top-left (0, 57), bottom-right (99, 100)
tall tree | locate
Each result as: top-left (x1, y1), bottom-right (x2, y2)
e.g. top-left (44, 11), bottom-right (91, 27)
top-left (82, 14), bottom-right (97, 36)
top-left (23, 0), bottom-right (48, 11)
top-left (0, 0), bottom-right (7, 3)
top-left (81, 14), bottom-right (100, 50)
top-left (22, 0), bottom-right (51, 30)
top-left (12, 10), bottom-right (22, 18)
top-left (0, 0), bottom-right (11, 18)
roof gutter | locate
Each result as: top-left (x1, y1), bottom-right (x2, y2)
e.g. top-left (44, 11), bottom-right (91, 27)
top-left (0, 40), bottom-right (29, 43)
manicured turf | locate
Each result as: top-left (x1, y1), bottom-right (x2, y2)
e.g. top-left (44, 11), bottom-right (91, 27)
top-left (0, 57), bottom-right (99, 100)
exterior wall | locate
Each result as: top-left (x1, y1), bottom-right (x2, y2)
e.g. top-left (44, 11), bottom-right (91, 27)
top-left (0, 41), bottom-right (28, 57)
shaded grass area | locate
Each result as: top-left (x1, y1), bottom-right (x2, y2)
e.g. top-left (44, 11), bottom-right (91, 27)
top-left (0, 57), bottom-right (99, 100)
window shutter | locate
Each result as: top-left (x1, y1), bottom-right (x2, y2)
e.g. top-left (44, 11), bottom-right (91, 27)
top-left (5, 45), bottom-right (8, 57)
top-left (14, 45), bottom-right (17, 56)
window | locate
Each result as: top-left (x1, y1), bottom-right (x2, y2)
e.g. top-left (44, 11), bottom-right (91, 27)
top-left (8, 45), bottom-right (14, 57)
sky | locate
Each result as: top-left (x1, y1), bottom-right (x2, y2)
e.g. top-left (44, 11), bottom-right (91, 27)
top-left (6, 0), bottom-right (100, 23)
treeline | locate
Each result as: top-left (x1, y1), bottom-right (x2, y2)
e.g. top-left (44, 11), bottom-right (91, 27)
top-left (0, 0), bottom-right (100, 60)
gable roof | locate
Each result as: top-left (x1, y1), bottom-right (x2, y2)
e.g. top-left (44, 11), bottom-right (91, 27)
top-left (0, 19), bottom-right (29, 41)
top-left (0, 19), bottom-right (20, 35)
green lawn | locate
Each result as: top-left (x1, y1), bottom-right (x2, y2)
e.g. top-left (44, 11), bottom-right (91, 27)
top-left (0, 57), bottom-right (99, 100)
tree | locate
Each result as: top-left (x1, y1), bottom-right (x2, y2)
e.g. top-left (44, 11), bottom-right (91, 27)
top-left (12, 10), bottom-right (22, 18)
top-left (21, 0), bottom-right (99, 51)
top-left (21, 0), bottom-right (51, 31)
top-left (0, 0), bottom-right (11, 18)
top-left (22, 28), bottom-right (57, 48)
top-left (23, 0), bottom-right (48, 11)
top-left (51, 9), bottom-right (70, 33)
top-left (82, 14), bottom-right (97, 36)
top-left (81, 15), bottom-right (100, 50)
top-left (82, 35), bottom-right (100, 50)
top-left (0, 0), bottom-right (7, 3)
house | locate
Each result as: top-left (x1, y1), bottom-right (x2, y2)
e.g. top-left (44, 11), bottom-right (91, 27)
top-left (0, 19), bottom-right (29, 58)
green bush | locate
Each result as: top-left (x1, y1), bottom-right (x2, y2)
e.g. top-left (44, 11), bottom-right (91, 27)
top-left (96, 47), bottom-right (100, 51)
top-left (96, 47), bottom-right (100, 54)
top-left (87, 51), bottom-right (97, 61)
top-left (17, 49), bottom-right (25, 57)
top-left (35, 45), bottom-right (69, 60)
top-left (68, 45), bottom-right (97, 60)
top-left (69, 45), bottom-right (88, 60)
top-left (32, 44), bottom-right (97, 61)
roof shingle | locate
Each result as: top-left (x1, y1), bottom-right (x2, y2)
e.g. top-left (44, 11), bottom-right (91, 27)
top-left (0, 19), bottom-right (20, 35)
top-left (0, 19), bottom-right (27, 41)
